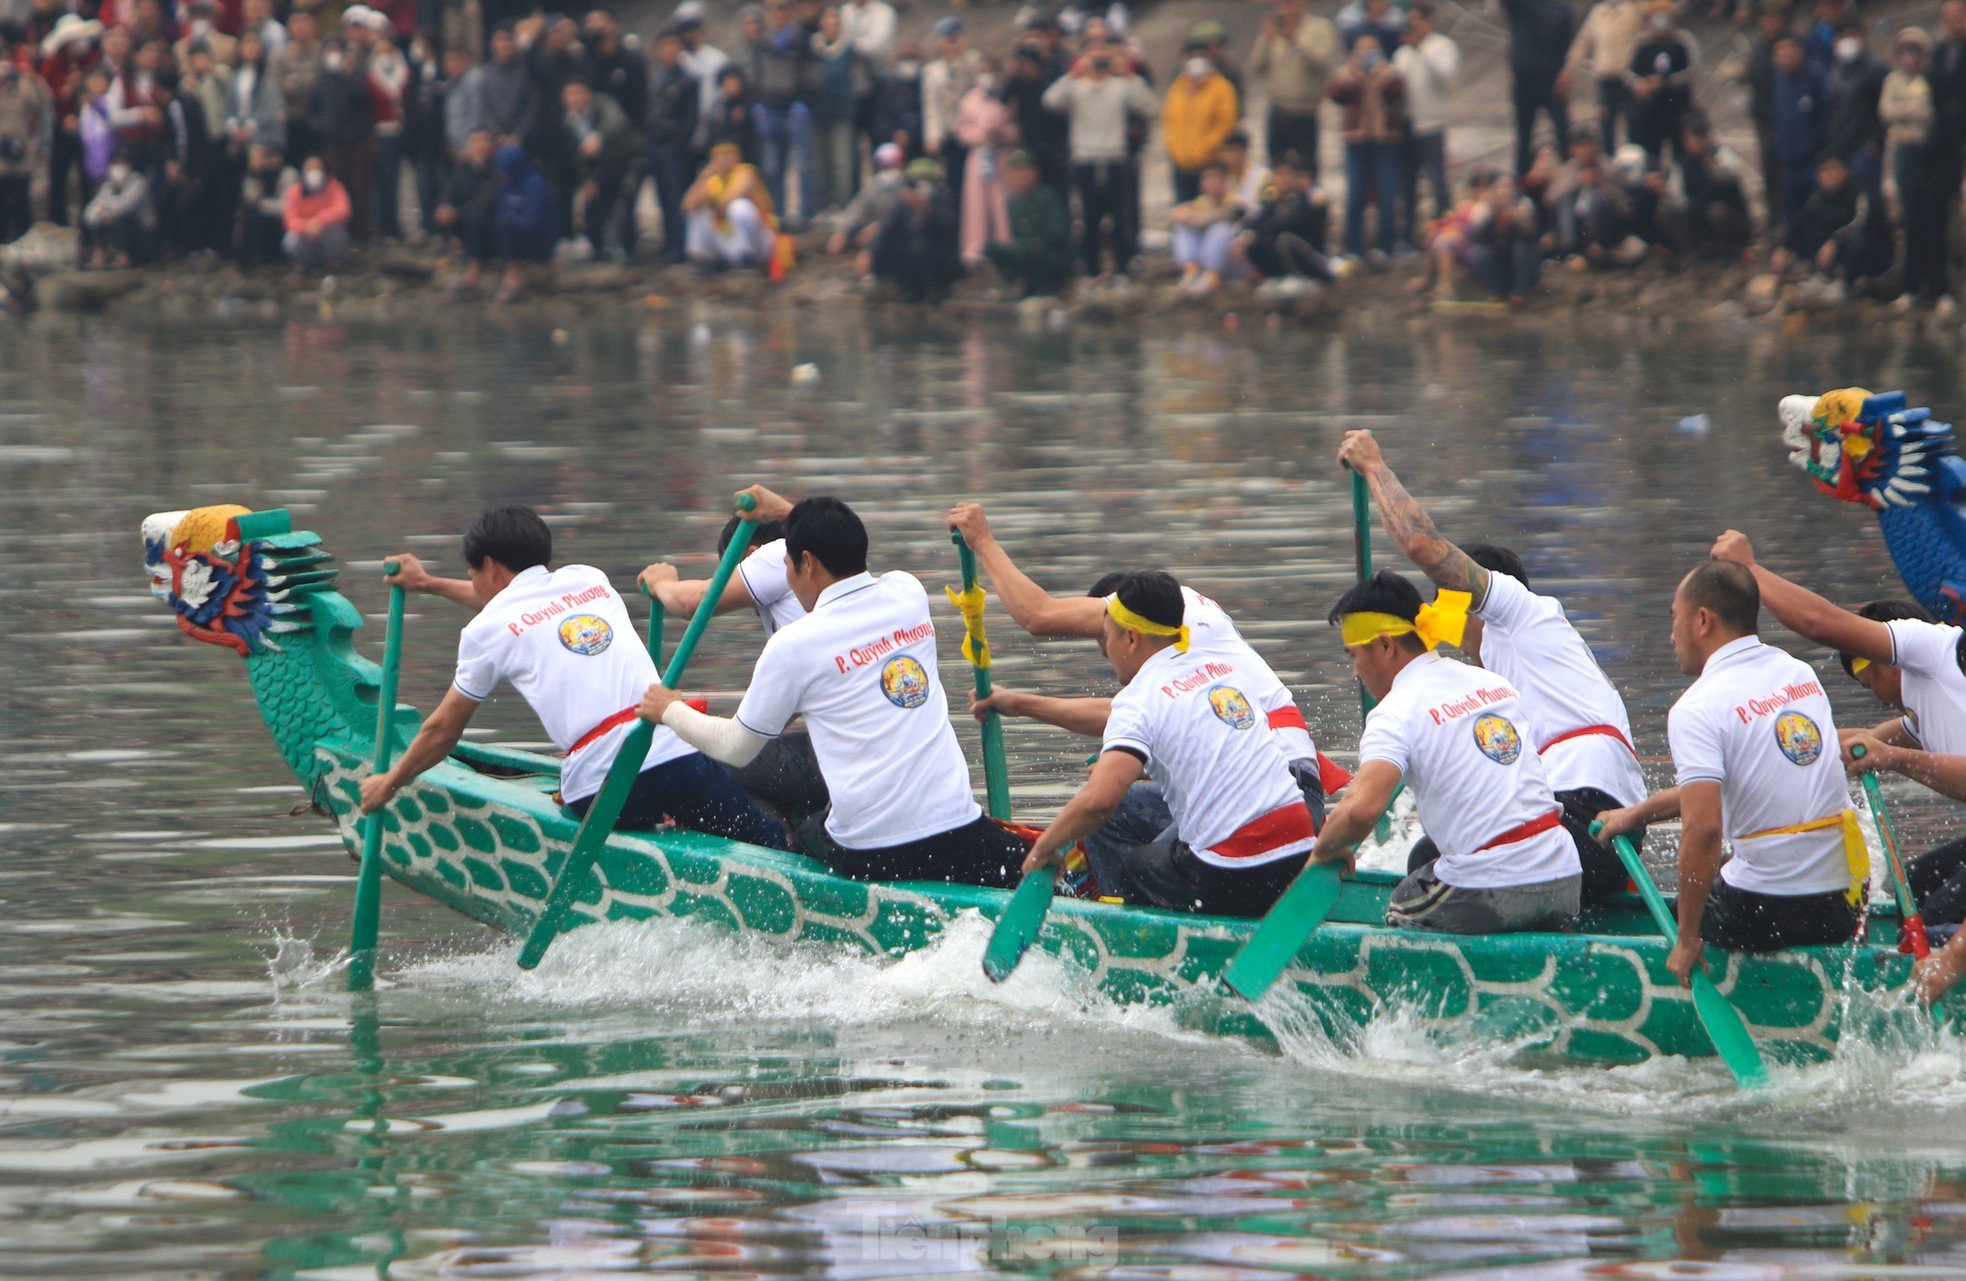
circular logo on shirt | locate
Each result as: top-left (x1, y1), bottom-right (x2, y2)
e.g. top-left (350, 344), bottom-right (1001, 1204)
top-left (880, 655), bottom-right (930, 709)
top-left (1207, 685), bottom-right (1258, 731)
top-left (557, 614), bottom-right (614, 656)
top-left (1471, 714), bottom-right (1523, 765)
top-left (1774, 711), bottom-right (1824, 765)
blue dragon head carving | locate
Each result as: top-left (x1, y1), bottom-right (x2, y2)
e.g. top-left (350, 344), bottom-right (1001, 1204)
top-left (144, 506), bottom-right (298, 655)
top-left (1782, 390), bottom-right (1966, 623)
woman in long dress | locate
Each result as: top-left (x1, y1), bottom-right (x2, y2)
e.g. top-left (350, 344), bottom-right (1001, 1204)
top-left (953, 57), bottom-right (1013, 269)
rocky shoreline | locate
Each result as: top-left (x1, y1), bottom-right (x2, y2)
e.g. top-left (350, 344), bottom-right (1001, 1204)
top-left (3, 219), bottom-right (1958, 337)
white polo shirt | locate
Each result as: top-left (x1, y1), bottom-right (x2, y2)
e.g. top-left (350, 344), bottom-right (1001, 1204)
top-left (1885, 618), bottom-right (1966, 755)
top-left (1183, 587), bottom-right (1319, 767)
top-left (453, 564), bottom-right (694, 803)
top-left (1356, 653), bottom-right (1579, 890)
top-left (734, 571), bottom-right (980, 849)
top-left (1668, 635), bottom-right (1850, 897)
top-left (1103, 644), bottom-right (1314, 869)
top-left (1475, 572), bottom-right (1646, 805)
top-left (736, 538), bottom-right (808, 638)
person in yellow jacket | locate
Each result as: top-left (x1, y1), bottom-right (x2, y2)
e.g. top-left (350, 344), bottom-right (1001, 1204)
top-left (682, 142), bottom-right (796, 276)
top-left (1162, 43), bottom-right (1241, 204)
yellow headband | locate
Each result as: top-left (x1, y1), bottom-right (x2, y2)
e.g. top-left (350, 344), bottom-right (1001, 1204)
top-left (1339, 589), bottom-right (1473, 651)
top-left (1851, 658), bottom-right (1872, 676)
top-left (1106, 593), bottom-right (1190, 653)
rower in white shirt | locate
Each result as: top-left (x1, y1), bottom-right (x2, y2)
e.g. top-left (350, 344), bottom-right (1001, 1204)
top-left (636, 496), bottom-right (829, 823)
top-left (355, 505), bottom-right (788, 850)
top-left (637, 496), bottom-right (1028, 886)
top-left (1311, 571), bottom-right (1583, 935)
top-left (1338, 431), bottom-right (1647, 906)
top-left (1019, 571), bottom-right (1314, 916)
top-left (1598, 558), bottom-right (1865, 986)
top-left (1710, 529), bottom-right (1966, 930)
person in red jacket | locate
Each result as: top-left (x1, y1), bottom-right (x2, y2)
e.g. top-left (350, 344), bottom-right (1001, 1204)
top-left (282, 153), bottom-right (352, 268)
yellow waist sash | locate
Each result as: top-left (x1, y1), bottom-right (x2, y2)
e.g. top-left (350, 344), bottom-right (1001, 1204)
top-left (1738, 809), bottom-right (1869, 907)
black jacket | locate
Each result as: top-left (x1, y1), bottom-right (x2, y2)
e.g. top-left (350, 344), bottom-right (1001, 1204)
top-left (581, 42), bottom-right (649, 128)
top-left (1498, 0), bottom-right (1577, 79)
top-left (648, 62), bottom-right (698, 147)
top-left (160, 93), bottom-right (210, 179)
top-left (309, 66), bottom-right (374, 147)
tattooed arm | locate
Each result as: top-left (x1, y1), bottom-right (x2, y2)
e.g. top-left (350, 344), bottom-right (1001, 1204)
top-left (1334, 431), bottom-right (1489, 605)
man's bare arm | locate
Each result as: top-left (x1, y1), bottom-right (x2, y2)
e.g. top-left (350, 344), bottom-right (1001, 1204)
top-left (387, 552), bottom-right (485, 610)
top-left (1335, 433), bottom-right (1488, 602)
top-left (947, 502), bottom-right (1104, 638)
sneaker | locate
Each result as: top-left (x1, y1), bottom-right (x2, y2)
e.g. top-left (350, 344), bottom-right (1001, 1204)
top-left (1938, 296), bottom-right (1958, 318)
top-left (1892, 293), bottom-right (1917, 313)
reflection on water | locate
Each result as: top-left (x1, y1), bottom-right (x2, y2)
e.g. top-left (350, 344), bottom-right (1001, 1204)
top-left (3, 309), bottom-right (1966, 1277)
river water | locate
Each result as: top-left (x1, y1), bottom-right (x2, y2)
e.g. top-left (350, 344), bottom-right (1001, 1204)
top-left (6, 307), bottom-right (1966, 1279)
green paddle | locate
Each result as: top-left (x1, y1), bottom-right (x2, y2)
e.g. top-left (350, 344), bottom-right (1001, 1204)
top-left (952, 531), bottom-right (1012, 820)
top-left (1851, 743), bottom-right (1931, 958)
top-left (348, 562), bottom-right (405, 991)
top-left (1347, 464), bottom-right (1397, 845)
top-left (645, 592), bottom-right (665, 670)
top-left (1591, 821), bottom-right (1770, 1088)
top-left (1223, 861), bottom-right (1345, 1001)
top-left (518, 496), bottom-right (757, 970)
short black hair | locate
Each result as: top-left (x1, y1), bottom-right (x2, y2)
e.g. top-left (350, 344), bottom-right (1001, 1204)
top-left (785, 496), bottom-right (867, 578)
top-left (1329, 571), bottom-right (1429, 652)
top-left (1836, 599), bottom-right (1929, 677)
top-left (1463, 543), bottom-right (1529, 589)
top-left (1106, 570), bottom-right (1185, 634)
top-left (1085, 571), bottom-right (1128, 598)
top-left (717, 514), bottom-right (785, 555)
top-left (1680, 559), bottom-right (1760, 635)
top-left (462, 504), bottom-right (552, 573)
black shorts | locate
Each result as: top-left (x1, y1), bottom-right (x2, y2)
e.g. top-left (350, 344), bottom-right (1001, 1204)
top-left (1700, 878), bottom-right (1859, 951)
top-left (734, 730), bottom-right (830, 827)
top-left (1105, 839), bottom-right (1300, 918)
top-left (794, 813), bottom-right (1028, 890)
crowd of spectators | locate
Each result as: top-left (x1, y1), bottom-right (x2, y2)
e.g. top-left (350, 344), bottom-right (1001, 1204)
top-left (0, 0), bottom-right (1960, 309)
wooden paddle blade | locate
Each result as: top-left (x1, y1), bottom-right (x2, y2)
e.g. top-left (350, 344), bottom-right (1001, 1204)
top-left (1224, 862), bottom-right (1344, 1002)
top-left (1691, 971), bottom-right (1772, 1088)
top-left (982, 870), bottom-right (1055, 983)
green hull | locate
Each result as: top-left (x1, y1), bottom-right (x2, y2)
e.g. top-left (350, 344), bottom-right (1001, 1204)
top-left (150, 507), bottom-right (1943, 1070)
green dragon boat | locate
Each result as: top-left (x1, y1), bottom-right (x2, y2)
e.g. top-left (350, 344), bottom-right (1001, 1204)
top-left (143, 503), bottom-right (1947, 1070)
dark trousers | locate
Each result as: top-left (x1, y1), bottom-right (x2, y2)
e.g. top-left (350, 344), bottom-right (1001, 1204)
top-left (1471, 238), bottom-right (1541, 297)
top-left (415, 152), bottom-right (449, 237)
top-left (649, 139), bottom-right (692, 261)
top-left (373, 130), bottom-right (404, 240)
top-left (567, 751), bottom-right (792, 851)
top-left (240, 208), bottom-right (284, 267)
top-left (47, 128), bottom-right (81, 226)
top-left (1172, 165), bottom-right (1202, 206)
top-left (795, 812), bottom-right (1028, 889)
top-left (1106, 838), bottom-right (1301, 918)
top-left (1907, 834), bottom-right (1966, 925)
top-left (1510, 69), bottom-right (1569, 176)
top-left (1897, 145), bottom-right (1950, 301)
top-left (1701, 878), bottom-right (1858, 951)
top-left (1342, 139), bottom-right (1402, 256)
top-left (1596, 74), bottom-right (1630, 152)
top-left (940, 136), bottom-right (969, 213)
top-left (0, 175), bottom-right (30, 243)
top-left (1403, 127), bottom-right (1448, 241)
top-left (325, 137), bottom-right (376, 242)
top-left (1073, 158), bottom-right (1135, 276)
top-left (1267, 106), bottom-right (1321, 179)
top-left (733, 730), bottom-right (830, 828)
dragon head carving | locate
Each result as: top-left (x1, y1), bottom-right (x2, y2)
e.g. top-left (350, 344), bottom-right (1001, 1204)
top-left (144, 505), bottom-right (307, 655)
top-left (1781, 388), bottom-right (1949, 510)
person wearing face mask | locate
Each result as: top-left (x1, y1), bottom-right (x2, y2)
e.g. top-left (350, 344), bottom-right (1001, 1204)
top-left (1329, 34), bottom-right (1407, 261)
top-left (1824, 22), bottom-right (1884, 192)
top-left (174, 0), bottom-right (238, 70)
top-left (81, 149), bottom-right (158, 267)
top-left (953, 53), bottom-right (1012, 268)
top-left (282, 153), bottom-right (352, 267)
top-left (308, 36), bottom-right (375, 241)
top-left (1161, 40), bottom-right (1237, 205)
top-left (1625, 0), bottom-right (1696, 165)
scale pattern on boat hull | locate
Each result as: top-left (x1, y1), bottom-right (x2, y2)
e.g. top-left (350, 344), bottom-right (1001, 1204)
top-left (315, 747), bottom-right (1921, 1069)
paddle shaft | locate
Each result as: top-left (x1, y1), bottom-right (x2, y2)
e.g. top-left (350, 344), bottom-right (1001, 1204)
top-left (1347, 464), bottom-right (1399, 841)
top-left (645, 594), bottom-right (664, 670)
top-left (1852, 744), bottom-right (1930, 958)
top-left (952, 533), bottom-right (1011, 821)
top-left (518, 500), bottom-right (757, 970)
top-left (348, 565), bottom-right (405, 991)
